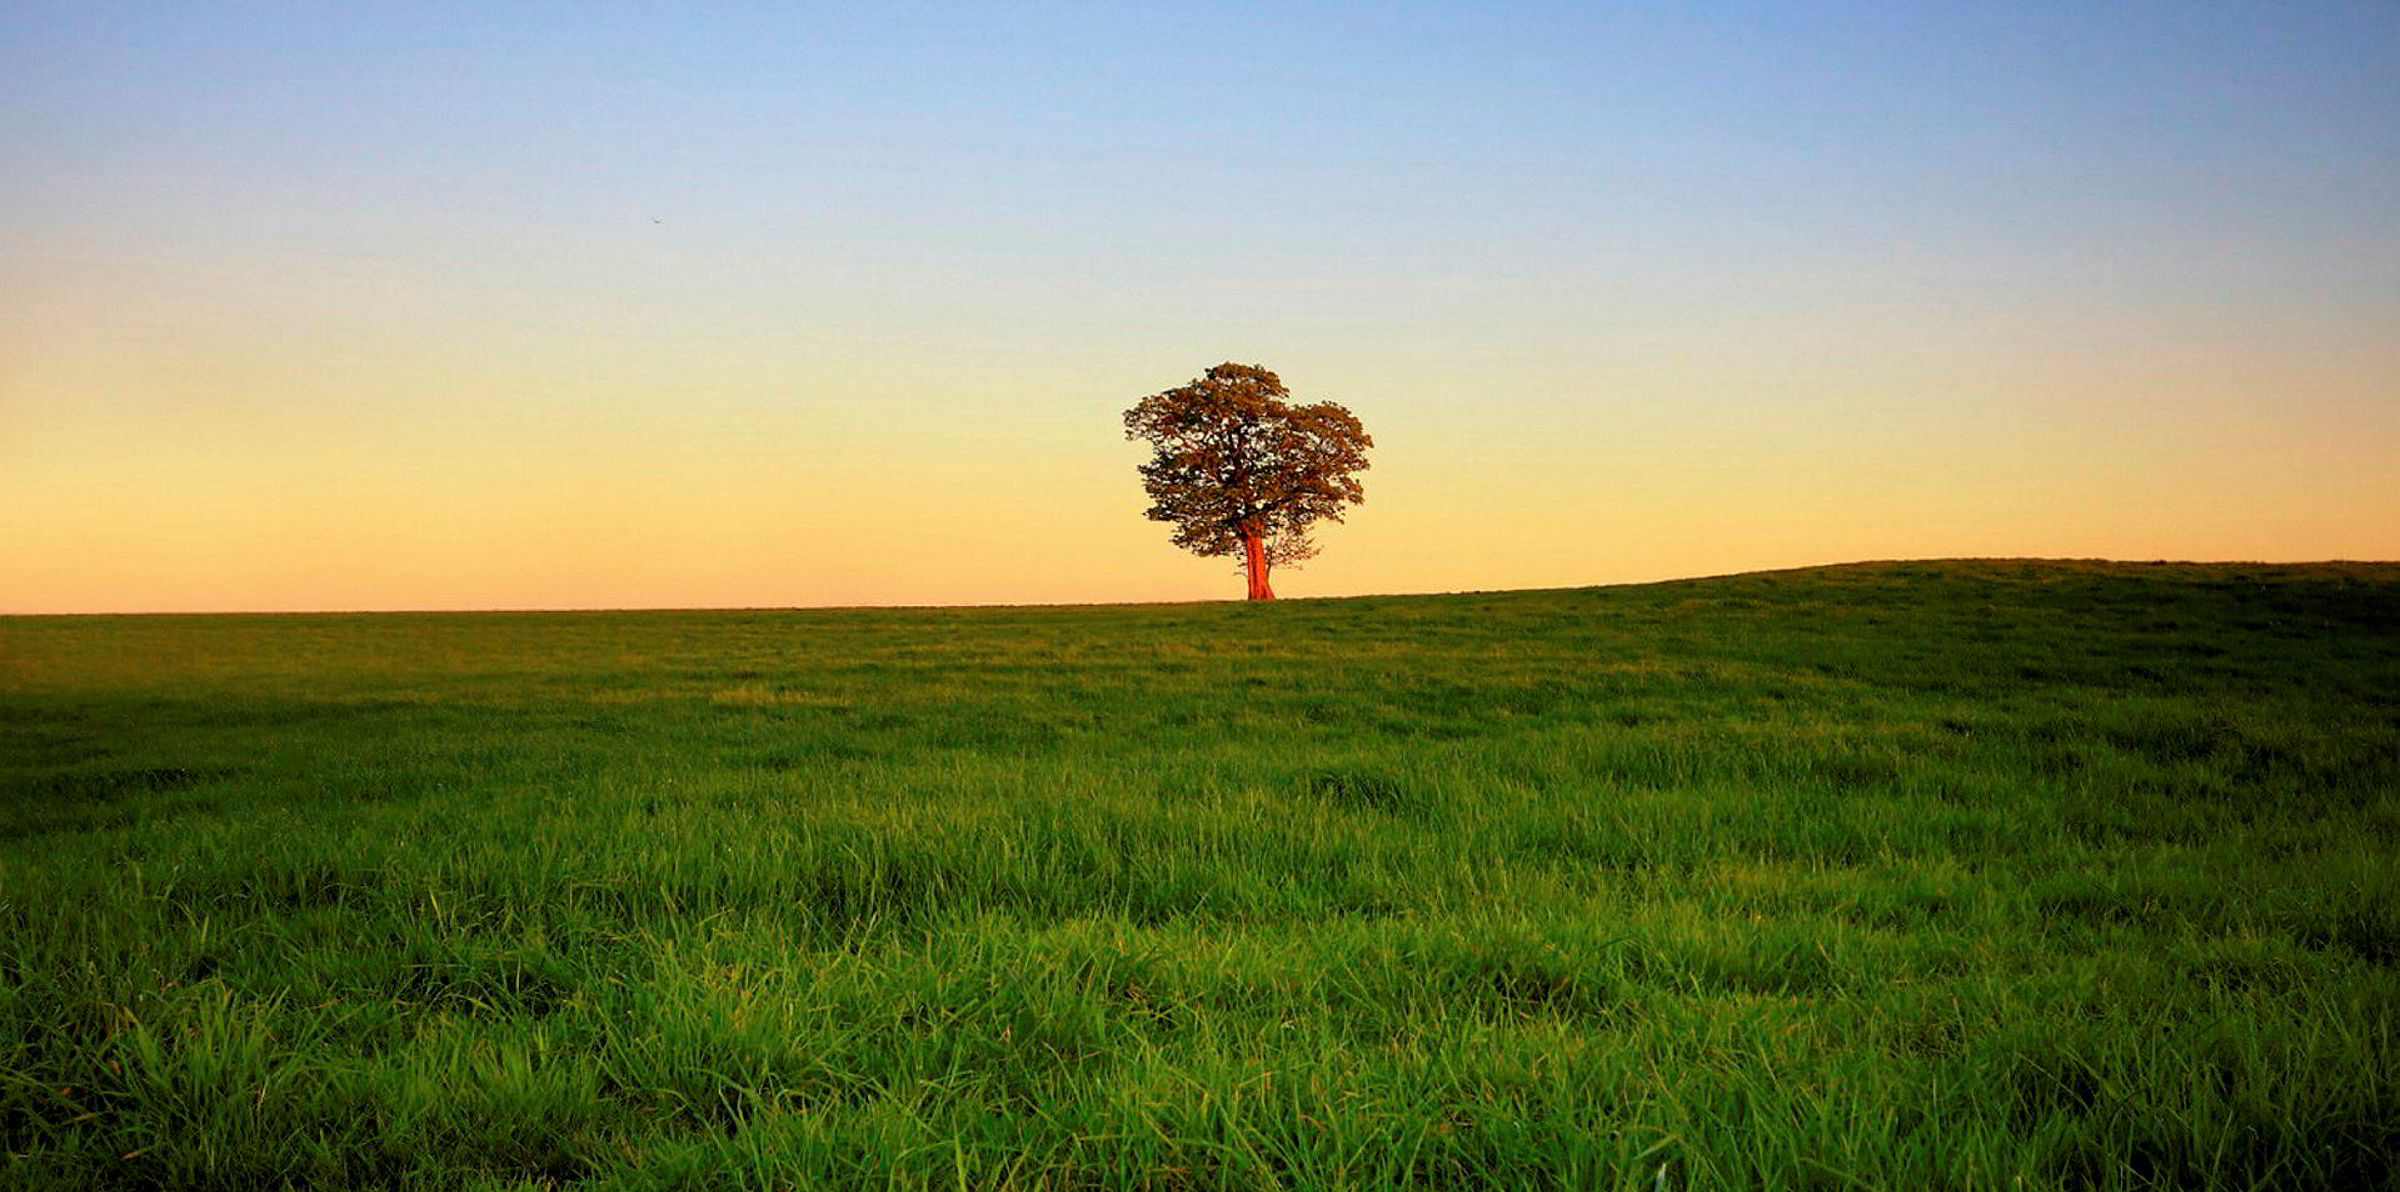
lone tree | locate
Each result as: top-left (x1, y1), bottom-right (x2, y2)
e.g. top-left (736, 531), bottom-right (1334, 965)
top-left (1123, 363), bottom-right (1372, 601)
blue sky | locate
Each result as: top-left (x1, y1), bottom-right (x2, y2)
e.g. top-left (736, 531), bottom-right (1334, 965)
top-left (5, 2), bottom-right (2396, 610)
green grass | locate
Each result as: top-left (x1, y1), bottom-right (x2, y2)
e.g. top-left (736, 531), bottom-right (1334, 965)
top-left (3, 559), bottom-right (2396, 1190)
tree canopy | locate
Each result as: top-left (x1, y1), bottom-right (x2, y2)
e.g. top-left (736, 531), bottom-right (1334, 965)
top-left (1122, 363), bottom-right (1371, 600)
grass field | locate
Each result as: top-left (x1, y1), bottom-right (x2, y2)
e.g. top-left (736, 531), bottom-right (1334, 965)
top-left (2, 559), bottom-right (2396, 1190)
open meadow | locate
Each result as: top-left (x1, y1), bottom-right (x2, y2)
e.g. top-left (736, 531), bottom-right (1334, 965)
top-left (2, 560), bottom-right (2396, 1190)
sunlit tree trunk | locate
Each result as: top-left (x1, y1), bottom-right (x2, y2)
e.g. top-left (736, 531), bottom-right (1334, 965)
top-left (1242, 531), bottom-right (1275, 601)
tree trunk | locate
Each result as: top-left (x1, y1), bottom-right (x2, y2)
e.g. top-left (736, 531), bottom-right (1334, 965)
top-left (1242, 532), bottom-right (1275, 601)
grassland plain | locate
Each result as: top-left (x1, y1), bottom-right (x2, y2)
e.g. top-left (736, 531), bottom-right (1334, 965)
top-left (1, 560), bottom-right (2396, 1191)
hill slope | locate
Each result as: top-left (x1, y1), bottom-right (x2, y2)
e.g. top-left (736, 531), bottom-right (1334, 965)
top-left (3, 561), bottom-right (2396, 1189)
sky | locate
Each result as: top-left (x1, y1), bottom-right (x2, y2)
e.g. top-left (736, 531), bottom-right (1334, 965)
top-left (4, 1), bottom-right (2396, 613)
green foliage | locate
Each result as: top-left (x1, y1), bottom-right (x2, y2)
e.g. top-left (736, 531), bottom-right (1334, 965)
top-left (1, 560), bottom-right (2395, 1189)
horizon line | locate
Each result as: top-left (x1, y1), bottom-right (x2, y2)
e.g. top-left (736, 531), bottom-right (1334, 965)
top-left (6, 556), bottom-right (2395, 620)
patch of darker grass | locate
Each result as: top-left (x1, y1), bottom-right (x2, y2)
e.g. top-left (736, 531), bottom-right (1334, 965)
top-left (2295, 904), bottom-right (2400, 967)
top-left (13, 764), bottom-right (236, 801)
top-left (388, 947), bottom-right (580, 1018)
top-left (1305, 768), bottom-right (1419, 814)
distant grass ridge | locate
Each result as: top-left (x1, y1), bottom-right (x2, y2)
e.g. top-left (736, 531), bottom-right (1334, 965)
top-left (2, 560), bottom-right (2395, 1189)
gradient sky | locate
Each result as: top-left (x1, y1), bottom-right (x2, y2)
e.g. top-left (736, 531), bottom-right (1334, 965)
top-left (5, 1), bottom-right (2396, 613)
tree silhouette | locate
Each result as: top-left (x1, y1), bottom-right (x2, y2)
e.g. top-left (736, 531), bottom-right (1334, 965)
top-left (1123, 363), bottom-right (1372, 601)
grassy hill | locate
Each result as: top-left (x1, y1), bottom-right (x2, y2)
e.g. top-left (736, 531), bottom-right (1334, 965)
top-left (3, 560), bottom-right (2396, 1189)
